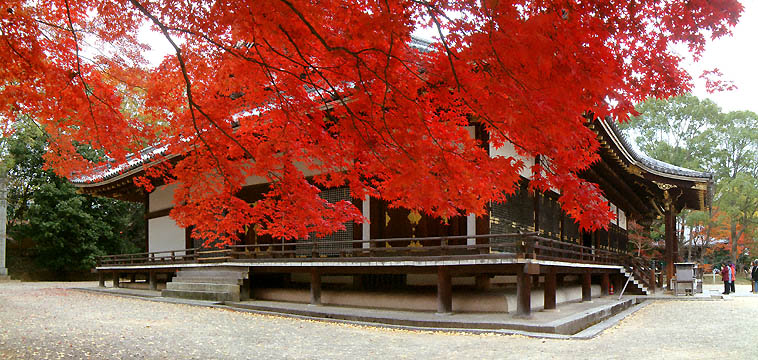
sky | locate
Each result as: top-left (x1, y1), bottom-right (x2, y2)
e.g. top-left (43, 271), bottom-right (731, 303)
top-left (683, 1), bottom-right (758, 114)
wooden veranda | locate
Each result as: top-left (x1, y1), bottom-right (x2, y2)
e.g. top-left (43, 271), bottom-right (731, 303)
top-left (96, 233), bottom-right (656, 317)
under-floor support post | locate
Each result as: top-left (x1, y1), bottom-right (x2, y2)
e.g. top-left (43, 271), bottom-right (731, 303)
top-left (148, 271), bottom-right (157, 291)
top-left (113, 272), bottom-right (120, 288)
top-left (649, 267), bottom-right (656, 294)
top-left (130, 273), bottom-right (136, 283)
top-left (556, 274), bottom-right (565, 287)
top-left (582, 271), bottom-right (592, 302)
top-left (310, 269), bottom-right (321, 305)
top-left (475, 274), bottom-right (490, 291)
top-left (601, 273), bottom-right (610, 296)
top-left (437, 266), bottom-right (452, 314)
top-left (98, 272), bottom-right (105, 287)
top-left (544, 268), bottom-right (557, 311)
top-left (516, 266), bottom-right (532, 317)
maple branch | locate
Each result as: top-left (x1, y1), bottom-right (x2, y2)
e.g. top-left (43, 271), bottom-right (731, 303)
top-left (62, 0), bottom-right (103, 147)
top-left (128, 0), bottom-right (254, 161)
top-left (128, 0), bottom-right (261, 188)
top-left (277, 25), bottom-right (416, 163)
top-left (419, 1), bottom-right (461, 90)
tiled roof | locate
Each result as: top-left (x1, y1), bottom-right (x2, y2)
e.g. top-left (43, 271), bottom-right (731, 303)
top-left (70, 145), bottom-right (169, 185)
top-left (600, 117), bottom-right (712, 180)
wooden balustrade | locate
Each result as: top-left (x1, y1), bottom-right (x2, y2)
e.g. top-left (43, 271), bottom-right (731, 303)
top-left (96, 232), bottom-right (654, 286)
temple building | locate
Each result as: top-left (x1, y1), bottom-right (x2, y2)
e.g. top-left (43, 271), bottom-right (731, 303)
top-left (73, 116), bottom-right (711, 317)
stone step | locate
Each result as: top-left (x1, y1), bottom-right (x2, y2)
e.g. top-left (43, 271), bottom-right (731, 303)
top-left (161, 289), bottom-right (240, 302)
top-left (166, 282), bottom-right (240, 293)
top-left (176, 269), bottom-right (248, 280)
top-left (170, 276), bottom-right (243, 285)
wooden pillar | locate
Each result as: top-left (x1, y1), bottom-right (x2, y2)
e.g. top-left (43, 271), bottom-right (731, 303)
top-left (149, 271), bottom-right (157, 291)
top-left (665, 204), bottom-right (675, 288)
top-left (543, 268), bottom-right (557, 311)
top-left (113, 272), bottom-right (120, 288)
top-left (475, 274), bottom-right (490, 291)
top-left (362, 196), bottom-right (370, 249)
top-left (582, 271), bottom-right (592, 302)
top-left (601, 273), bottom-right (610, 296)
top-left (437, 266), bottom-right (452, 314)
top-left (649, 267), bottom-right (656, 294)
top-left (613, 274), bottom-right (623, 295)
top-left (130, 273), bottom-right (136, 283)
top-left (516, 266), bottom-right (531, 317)
top-left (98, 272), bottom-right (105, 287)
top-left (310, 269), bottom-right (321, 305)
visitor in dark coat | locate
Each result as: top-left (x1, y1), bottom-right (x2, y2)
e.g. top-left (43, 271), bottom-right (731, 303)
top-left (721, 264), bottom-right (730, 294)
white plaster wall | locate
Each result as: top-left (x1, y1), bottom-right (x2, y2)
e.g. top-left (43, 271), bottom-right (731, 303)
top-left (148, 216), bottom-right (185, 255)
top-left (489, 141), bottom-right (535, 179)
top-left (619, 209), bottom-right (627, 230)
top-left (149, 183), bottom-right (177, 212)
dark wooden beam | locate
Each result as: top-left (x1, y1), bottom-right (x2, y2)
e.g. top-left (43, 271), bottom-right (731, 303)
top-left (544, 267), bottom-right (557, 311)
top-left (149, 271), bottom-right (157, 291)
top-left (437, 266), bottom-right (453, 314)
top-left (665, 204), bottom-right (675, 287)
top-left (601, 273), bottom-right (610, 296)
top-left (516, 266), bottom-right (532, 317)
top-left (310, 269), bottom-right (321, 305)
top-left (582, 271), bottom-right (592, 302)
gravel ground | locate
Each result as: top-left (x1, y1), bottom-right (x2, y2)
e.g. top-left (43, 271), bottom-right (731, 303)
top-left (1, 281), bottom-right (757, 359)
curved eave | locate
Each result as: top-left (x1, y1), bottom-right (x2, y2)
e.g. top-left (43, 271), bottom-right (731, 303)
top-left (72, 153), bottom-right (179, 189)
top-left (598, 118), bottom-right (712, 183)
top-left (595, 117), bottom-right (712, 212)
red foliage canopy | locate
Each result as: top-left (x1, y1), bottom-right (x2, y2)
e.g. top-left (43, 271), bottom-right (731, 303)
top-left (0, 0), bottom-right (743, 245)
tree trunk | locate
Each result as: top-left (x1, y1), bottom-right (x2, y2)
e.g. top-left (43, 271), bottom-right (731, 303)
top-left (730, 220), bottom-right (739, 265)
top-left (676, 216), bottom-right (684, 259)
top-left (0, 168), bottom-right (8, 276)
top-left (700, 208), bottom-right (712, 265)
top-left (687, 226), bottom-right (693, 262)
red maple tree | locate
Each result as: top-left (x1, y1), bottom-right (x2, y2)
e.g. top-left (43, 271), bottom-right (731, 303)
top-left (0, 0), bottom-right (743, 245)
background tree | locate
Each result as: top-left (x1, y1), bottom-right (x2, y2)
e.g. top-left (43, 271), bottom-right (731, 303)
top-left (0, 0), bottom-right (744, 246)
top-left (702, 111), bottom-right (758, 264)
top-left (622, 95), bottom-right (758, 268)
top-left (5, 121), bottom-right (144, 279)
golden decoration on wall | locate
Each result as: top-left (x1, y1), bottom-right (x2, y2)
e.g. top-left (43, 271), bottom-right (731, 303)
top-left (408, 211), bottom-right (422, 238)
top-left (385, 212), bottom-right (391, 227)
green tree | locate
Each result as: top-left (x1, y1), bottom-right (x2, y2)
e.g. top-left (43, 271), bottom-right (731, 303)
top-left (703, 111), bottom-right (758, 264)
top-left (623, 95), bottom-right (758, 267)
top-left (6, 121), bottom-right (145, 278)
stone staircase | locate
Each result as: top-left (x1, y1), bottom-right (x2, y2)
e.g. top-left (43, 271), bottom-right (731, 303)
top-left (619, 268), bottom-right (649, 295)
top-left (162, 267), bottom-right (248, 302)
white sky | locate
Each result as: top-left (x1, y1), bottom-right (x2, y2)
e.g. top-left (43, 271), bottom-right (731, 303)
top-left (681, 1), bottom-right (758, 114)
top-left (141, 2), bottom-right (758, 114)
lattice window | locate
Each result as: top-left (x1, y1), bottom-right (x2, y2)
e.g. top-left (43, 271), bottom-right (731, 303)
top-left (563, 215), bottom-right (581, 243)
top-left (296, 187), bottom-right (354, 257)
top-left (490, 181), bottom-right (534, 244)
top-left (539, 192), bottom-right (561, 240)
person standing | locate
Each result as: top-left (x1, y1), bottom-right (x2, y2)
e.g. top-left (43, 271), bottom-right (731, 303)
top-left (721, 263), bottom-right (731, 294)
top-left (730, 262), bottom-right (737, 293)
top-left (751, 260), bottom-right (758, 293)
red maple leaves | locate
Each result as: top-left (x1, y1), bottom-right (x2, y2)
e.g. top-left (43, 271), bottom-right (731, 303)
top-left (0, 0), bottom-right (744, 246)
